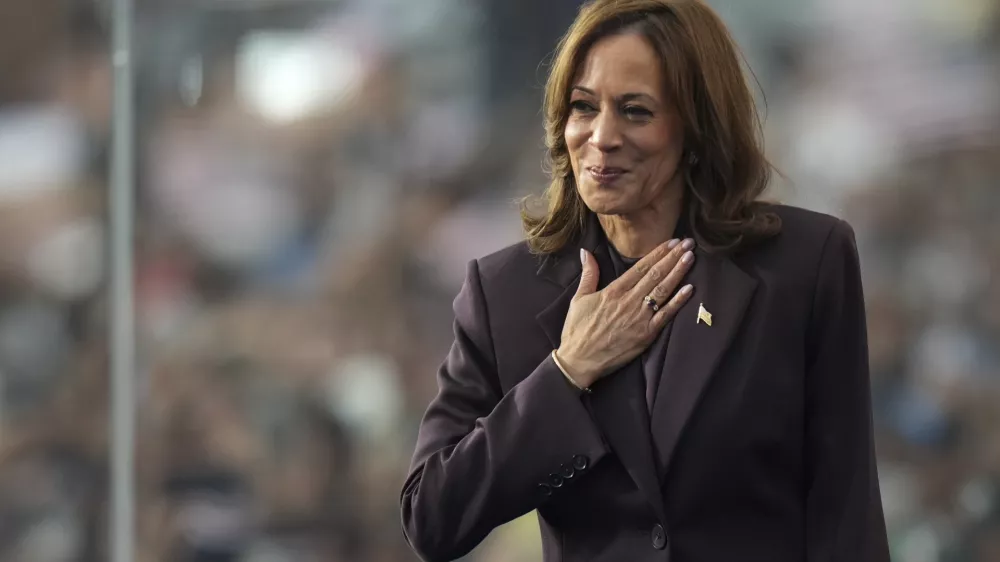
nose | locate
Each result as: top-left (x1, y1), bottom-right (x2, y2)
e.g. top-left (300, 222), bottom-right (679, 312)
top-left (589, 108), bottom-right (623, 152)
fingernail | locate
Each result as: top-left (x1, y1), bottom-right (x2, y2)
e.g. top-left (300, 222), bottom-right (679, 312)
top-left (580, 248), bottom-right (587, 264)
top-left (681, 238), bottom-right (695, 251)
top-left (682, 251), bottom-right (694, 264)
top-left (667, 239), bottom-right (680, 249)
top-left (680, 284), bottom-right (693, 295)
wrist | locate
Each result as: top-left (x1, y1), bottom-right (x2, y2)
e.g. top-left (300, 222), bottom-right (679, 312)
top-left (553, 349), bottom-right (593, 391)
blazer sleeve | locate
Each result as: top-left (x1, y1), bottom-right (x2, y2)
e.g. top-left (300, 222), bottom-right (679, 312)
top-left (804, 219), bottom-right (890, 562)
top-left (400, 259), bottom-right (609, 562)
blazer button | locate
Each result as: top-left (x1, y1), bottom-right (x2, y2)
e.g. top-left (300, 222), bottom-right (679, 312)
top-left (537, 483), bottom-right (553, 498)
top-left (572, 454), bottom-right (589, 471)
top-left (651, 524), bottom-right (668, 550)
top-left (559, 464), bottom-right (575, 479)
top-left (548, 474), bottom-right (565, 488)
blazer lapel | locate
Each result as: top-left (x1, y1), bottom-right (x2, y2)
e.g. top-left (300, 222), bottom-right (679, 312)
top-left (536, 219), bottom-right (667, 524)
top-left (649, 248), bottom-right (758, 482)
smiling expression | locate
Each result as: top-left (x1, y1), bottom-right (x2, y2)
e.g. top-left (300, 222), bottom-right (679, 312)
top-left (565, 32), bottom-right (686, 217)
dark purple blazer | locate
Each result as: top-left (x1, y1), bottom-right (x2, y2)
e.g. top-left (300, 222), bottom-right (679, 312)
top-left (400, 204), bottom-right (890, 562)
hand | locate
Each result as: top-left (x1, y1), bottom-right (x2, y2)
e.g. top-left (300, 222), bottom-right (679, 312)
top-left (556, 238), bottom-right (696, 388)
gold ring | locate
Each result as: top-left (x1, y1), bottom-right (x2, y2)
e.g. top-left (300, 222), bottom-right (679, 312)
top-left (643, 295), bottom-right (660, 312)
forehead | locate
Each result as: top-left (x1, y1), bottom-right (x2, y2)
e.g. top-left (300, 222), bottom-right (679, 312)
top-left (573, 33), bottom-right (663, 96)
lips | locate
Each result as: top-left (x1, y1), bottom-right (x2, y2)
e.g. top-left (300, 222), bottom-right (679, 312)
top-left (587, 167), bottom-right (626, 182)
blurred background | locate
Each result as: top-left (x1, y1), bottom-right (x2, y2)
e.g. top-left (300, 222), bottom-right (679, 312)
top-left (0, 0), bottom-right (997, 560)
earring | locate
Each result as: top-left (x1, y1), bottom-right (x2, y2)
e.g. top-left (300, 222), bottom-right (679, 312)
top-left (688, 152), bottom-right (699, 166)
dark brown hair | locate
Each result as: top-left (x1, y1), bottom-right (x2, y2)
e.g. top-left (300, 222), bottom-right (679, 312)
top-left (521, 0), bottom-right (781, 254)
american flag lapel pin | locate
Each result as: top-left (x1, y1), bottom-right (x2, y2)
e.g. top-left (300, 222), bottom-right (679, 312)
top-left (697, 303), bottom-right (712, 327)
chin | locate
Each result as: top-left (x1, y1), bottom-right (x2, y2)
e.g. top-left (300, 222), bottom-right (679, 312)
top-left (583, 201), bottom-right (625, 216)
top-left (578, 185), bottom-right (638, 215)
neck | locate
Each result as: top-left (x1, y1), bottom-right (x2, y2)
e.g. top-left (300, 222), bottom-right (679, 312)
top-left (598, 189), bottom-right (683, 259)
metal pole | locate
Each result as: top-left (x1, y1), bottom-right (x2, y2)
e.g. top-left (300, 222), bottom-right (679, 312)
top-left (109, 0), bottom-right (136, 557)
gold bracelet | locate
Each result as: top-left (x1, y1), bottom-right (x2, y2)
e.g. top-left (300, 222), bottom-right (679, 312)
top-left (552, 350), bottom-right (592, 393)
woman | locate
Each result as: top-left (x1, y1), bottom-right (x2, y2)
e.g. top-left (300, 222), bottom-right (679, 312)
top-left (400, 1), bottom-right (890, 561)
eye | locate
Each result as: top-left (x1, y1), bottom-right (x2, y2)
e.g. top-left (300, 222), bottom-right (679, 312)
top-left (624, 105), bottom-right (653, 119)
top-left (569, 100), bottom-right (596, 114)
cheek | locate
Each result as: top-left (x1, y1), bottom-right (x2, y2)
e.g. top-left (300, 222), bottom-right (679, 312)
top-left (648, 150), bottom-right (683, 185)
top-left (563, 120), bottom-right (587, 166)
top-left (637, 123), bottom-right (683, 173)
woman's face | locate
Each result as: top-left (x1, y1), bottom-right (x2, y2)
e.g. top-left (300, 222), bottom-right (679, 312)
top-left (565, 32), bottom-right (685, 216)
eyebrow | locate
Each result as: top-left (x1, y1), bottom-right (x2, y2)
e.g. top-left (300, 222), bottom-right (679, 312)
top-left (571, 86), bottom-right (657, 104)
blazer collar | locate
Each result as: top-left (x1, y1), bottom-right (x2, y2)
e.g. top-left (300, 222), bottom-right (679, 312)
top-left (648, 246), bottom-right (757, 483)
top-left (534, 206), bottom-right (757, 517)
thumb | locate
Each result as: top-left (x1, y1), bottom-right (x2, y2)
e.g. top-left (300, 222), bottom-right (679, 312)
top-left (575, 249), bottom-right (599, 297)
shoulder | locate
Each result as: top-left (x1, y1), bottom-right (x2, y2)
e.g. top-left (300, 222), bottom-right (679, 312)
top-left (474, 239), bottom-right (542, 282)
top-left (736, 203), bottom-right (861, 293)
top-left (463, 239), bottom-right (566, 314)
top-left (767, 203), bottom-right (853, 242)
top-left (454, 240), bottom-right (564, 343)
top-left (753, 202), bottom-right (857, 257)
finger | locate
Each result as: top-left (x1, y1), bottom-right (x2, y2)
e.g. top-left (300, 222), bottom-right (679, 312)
top-left (574, 249), bottom-right (600, 298)
top-left (607, 238), bottom-right (679, 293)
top-left (642, 247), bottom-right (694, 305)
top-left (649, 284), bottom-right (694, 328)
top-left (631, 238), bottom-right (695, 299)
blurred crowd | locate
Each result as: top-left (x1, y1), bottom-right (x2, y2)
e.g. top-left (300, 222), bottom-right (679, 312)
top-left (0, 0), bottom-right (996, 561)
